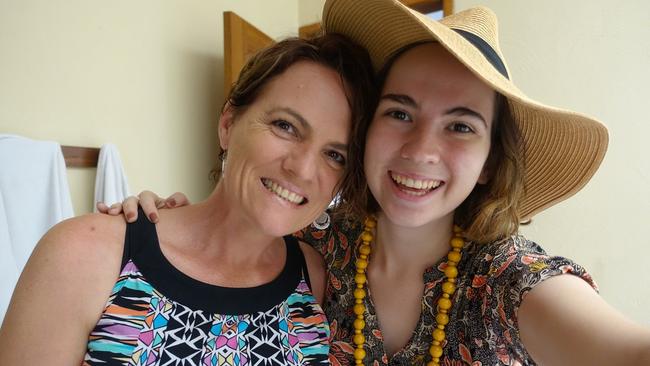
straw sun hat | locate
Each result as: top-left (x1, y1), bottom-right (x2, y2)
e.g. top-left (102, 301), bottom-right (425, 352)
top-left (322, 0), bottom-right (609, 221)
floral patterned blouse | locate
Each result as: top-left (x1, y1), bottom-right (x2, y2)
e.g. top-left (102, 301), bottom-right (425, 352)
top-left (295, 217), bottom-right (597, 366)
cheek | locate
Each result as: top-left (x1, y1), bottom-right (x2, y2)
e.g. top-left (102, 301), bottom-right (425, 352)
top-left (316, 164), bottom-right (345, 198)
top-left (364, 124), bottom-right (385, 159)
top-left (323, 170), bottom-right (339, 187)
top-left (364, 124), bottom-right (396, 174)
top-left (450, 145), bottom-right (490, 179)
top-left (473, 142), bottom-right (492, 170)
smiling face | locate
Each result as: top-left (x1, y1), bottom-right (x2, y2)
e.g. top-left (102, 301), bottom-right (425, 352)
top-left (218, 60), bottom-right (351, 236)
top-left (364, 43), bottom-right (496, 228)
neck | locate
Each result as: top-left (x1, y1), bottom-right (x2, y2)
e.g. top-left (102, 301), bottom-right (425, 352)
top-left (371, 211), bottom-right (455, 274)
top-left (160, 183), bottom-right (284, 267)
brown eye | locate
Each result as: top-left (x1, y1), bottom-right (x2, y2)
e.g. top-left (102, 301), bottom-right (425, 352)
top-left (325, 150), bottom-right (346, 165)
top-left (387, 110), bottom-right (411, 122)
top-left (272, 120), bottom-right (297, 136)
top-left (450, 122), bottom-right (473, 133)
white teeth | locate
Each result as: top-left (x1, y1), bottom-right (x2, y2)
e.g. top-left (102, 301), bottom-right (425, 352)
top-left (262, 179), bottom-right (305, 204)
top-left (390, 172), bottom-right (441, 191)
top-left (403, 189), bottom-right (427, 196)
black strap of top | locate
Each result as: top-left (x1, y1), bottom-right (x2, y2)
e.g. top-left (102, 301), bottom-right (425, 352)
top-left (122, 209), bottom-right (306, 314)
top-left (288, 236), bottom-right (312, 290)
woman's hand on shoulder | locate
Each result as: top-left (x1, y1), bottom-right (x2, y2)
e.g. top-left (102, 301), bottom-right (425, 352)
top-left (97, 190), bottom-right (190, 223)
top-left (0, 214), bottom-right (126, 365)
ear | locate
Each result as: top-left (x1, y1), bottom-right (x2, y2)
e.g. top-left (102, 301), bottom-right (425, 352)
top-left (477, 164), bottom-right (490, 185)
top-left (218, 102), bottom-right (236, 150)
top-left (477, 144), bottom-right (498, 185)
top-left (476, 151), bottom-right (496, 184)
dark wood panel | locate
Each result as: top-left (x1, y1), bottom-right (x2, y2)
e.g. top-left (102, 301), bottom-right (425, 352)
top-left (61, 145), bottom-right (100, 167)
top-left (299, 22), bottom-right (321, 39)
top-left (223, 11), bottom-right (274, 96)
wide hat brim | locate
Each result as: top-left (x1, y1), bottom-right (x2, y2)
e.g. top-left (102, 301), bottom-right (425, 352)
top-left (322, 0), bottom-right (609, 221)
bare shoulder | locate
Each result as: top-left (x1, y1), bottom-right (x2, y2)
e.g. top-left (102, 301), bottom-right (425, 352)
top-left (26, 212), bottom-right (127, 285)
top-left (298, 240), bottom-right (326, 305)
top-left (45, 212), bottom-right (126, 247)
top-left (0, 213), bottom-right (127, 364)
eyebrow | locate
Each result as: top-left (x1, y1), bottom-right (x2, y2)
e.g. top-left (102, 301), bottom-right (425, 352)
top-left (381, 94), bottom-right (418, 109)
top-left (270, 107), bottom-right (311, 132)
top-left (444, 107), bottom-right (488, 128)
top-left (329, 142), bottom-right (349, 153)
top-left (381, 93), bottom-right (488, 128)
top-left (268, 107), bottom-right (349, 152)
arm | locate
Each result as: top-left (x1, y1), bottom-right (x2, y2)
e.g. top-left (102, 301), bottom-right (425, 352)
top-left (519, 274), bottom-right (650, 365)
top-left (0, 214), bottom-right (126, 365)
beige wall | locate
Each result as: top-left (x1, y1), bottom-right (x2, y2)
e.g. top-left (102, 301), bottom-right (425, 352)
top-left (299, 0), bottom-right (326, 26)
top-left (454, 0), bottom-right (650, 324)
top-left (0, 0), bottom-right (299, 214)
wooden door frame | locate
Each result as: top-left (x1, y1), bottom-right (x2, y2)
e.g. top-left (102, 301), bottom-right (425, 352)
top-left (223, 11), bottom-right (274, 96)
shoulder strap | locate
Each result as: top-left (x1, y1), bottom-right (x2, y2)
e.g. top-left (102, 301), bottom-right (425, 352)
top-left (284, 235), bottom-right (312, 289)
top-left (121, 207), bottom-right (153, 268)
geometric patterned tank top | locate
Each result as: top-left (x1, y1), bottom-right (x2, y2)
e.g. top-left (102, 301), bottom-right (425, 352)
top-left (82, 212), bottom-right (329, 365)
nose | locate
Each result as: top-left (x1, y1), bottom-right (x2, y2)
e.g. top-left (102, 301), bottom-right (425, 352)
top-left (400, 127), bottom-right (441, 164)
top-left (282, 146), bottom-right (317, 182)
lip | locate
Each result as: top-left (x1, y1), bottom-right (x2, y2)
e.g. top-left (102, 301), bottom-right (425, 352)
top-left (387, 170), bottom-right (444, 202)
top-left (260, 177), bottom-right (309, 206)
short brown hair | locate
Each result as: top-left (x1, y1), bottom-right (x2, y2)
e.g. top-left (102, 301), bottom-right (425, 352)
top-left (210, 34), bottom-right (378, 190)
top-left (339, 45), bottom-right (526, 243)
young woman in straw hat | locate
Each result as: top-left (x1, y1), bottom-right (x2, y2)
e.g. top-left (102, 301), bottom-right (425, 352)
top-left (99, 0), bottom-right (650, 364)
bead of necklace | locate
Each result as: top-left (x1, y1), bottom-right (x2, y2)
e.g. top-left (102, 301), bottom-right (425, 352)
top-left (353, 217), bottom-right (464, 365)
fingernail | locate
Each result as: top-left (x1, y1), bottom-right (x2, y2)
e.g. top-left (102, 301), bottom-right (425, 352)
top-left (126, 212), bottom-right (135, 221)
top-left (167, 199), bottom-right (176, 207)
top-left (149, 213), bottom-right (158, 223)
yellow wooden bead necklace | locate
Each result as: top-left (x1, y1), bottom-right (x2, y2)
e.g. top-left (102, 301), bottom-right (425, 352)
top-left (353, 216), bottom-right (464, 365)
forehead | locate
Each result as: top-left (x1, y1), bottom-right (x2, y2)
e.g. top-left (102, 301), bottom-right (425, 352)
top-left (257, 61), bottom-right (348, 104)
top-left (385, 43), bottom-right (494, 96)
top-left (382, 43), bottom-right (496, 117)
top-left (248, 60), bottom-right (352, 134)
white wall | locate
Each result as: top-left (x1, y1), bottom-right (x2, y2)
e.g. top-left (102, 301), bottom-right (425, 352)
top-left (0, 0), bottom-right (299, 214)
top-left (455, 0), bottom-right (650, 324)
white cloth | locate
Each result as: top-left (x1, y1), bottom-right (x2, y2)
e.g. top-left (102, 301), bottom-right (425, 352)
top-left (93, 143), bottom-right (130, 211)
top-left (0, 134), bottom-right (74, 321)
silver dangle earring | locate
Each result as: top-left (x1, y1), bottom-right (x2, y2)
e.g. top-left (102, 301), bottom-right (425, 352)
top-left (220, 150), bottom-right (227, 177)
top-left (312, 211), bottom-right (330, 230)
